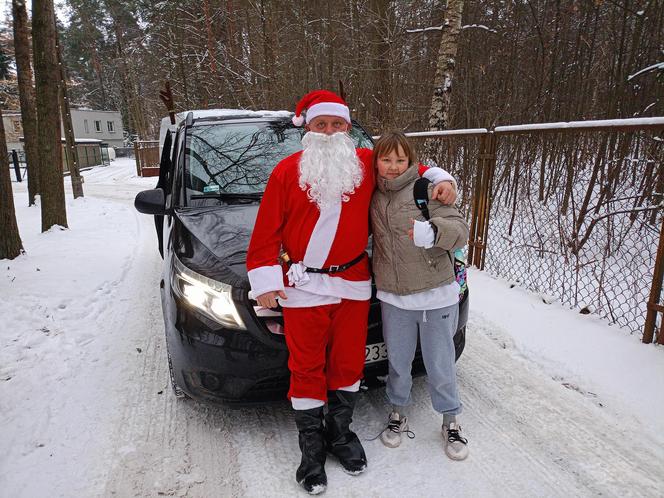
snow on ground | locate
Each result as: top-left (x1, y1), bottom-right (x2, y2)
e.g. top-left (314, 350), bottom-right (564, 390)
top-left (1, 157), bottom-right (663, 497)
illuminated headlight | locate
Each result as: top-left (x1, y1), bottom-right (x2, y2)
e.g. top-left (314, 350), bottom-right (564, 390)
top-left (172, 256), bottom-right (246, 330)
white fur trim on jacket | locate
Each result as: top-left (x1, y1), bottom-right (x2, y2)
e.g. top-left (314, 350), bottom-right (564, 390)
top-left (247, 265), bottom-right (284, 299)
top-left (280, 275), bottom-right (372, 307)
top-left (422, 167), bottom-right (458, 191)
top-left (303, 203), bottom-right (341, 268)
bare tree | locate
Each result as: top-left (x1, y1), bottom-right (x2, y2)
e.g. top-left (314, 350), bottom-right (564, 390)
top-left (33, 0), bottom-right (67, 231)
top-left (11, 0), bottom-right (40, 206)
top-left (0, 108), bottom-right (24, 259)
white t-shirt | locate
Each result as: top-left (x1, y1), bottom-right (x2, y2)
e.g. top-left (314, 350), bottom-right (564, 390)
top-left (377, 281), bottom-right (460, 311)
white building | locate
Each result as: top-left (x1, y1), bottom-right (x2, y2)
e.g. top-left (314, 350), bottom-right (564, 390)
top-left (70, 109), bottom-right (124, 148)
top-left (3, 108), bottom-right (125, 152)
top-left (3, 111), bottom-right (23, 152)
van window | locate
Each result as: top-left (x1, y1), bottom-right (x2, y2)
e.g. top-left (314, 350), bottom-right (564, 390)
top-left (184, 120), bottom-right (372, 205)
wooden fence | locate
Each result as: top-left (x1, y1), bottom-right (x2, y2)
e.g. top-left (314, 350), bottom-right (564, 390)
top-left (134, 140), bottom-right (160, 177)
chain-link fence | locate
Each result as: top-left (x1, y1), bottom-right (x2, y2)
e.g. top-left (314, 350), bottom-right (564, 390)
top-left (411, 119), bottom-right (664, 339)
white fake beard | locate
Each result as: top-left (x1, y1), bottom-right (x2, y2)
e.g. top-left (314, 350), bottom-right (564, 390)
top-left (299, 131), bottom-right (364, 210)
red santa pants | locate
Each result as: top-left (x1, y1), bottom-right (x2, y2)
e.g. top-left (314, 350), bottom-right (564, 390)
top-left (282, 299), bottom-right (370, 402)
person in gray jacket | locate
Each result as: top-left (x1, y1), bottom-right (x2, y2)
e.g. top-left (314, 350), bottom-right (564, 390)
top-left (370, 131), bottom-right (470, 460)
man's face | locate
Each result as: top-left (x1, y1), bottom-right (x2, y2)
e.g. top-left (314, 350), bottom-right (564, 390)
top-left (305, 115), bottom-right (350, 136)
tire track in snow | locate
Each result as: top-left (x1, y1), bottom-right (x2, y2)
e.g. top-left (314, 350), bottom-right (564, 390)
top-left (87, 167), bottom-right (663, 497)
top-left (460, 313), bottom-right (663, 497)
top-left (101, 299), bottom-right (664, 497)
top-left (100, 234), bottom-right (245, 496)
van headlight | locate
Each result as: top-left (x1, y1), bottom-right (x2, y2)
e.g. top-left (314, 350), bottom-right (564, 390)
top-left (172, 256), bottom-right (246, 330)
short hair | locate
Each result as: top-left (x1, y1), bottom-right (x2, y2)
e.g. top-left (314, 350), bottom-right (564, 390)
top-left (372, 130), bottom-right (417, 169)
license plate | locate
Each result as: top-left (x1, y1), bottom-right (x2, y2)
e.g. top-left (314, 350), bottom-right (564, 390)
top-left (365, 342), bottom-right (388, 364)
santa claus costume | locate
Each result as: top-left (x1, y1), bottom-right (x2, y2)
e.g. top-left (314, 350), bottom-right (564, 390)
top-left (246, 90), bottom-right (454, 494)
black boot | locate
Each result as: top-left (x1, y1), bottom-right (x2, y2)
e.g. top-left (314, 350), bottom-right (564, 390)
top-left (324, 390), bottom-right (367, 475)
top-left (294, 407), bottom-right (327, 494)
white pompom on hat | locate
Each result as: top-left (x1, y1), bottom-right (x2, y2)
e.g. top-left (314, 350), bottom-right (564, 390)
top-left (292, 89), bottom-right (351, 127)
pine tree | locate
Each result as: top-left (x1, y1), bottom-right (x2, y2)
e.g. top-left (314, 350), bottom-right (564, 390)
top-left (0, 108), bottom-right (24, 260)
top-left (33, 0), bottom-right (67, 231)
top-left (12, 0), bottom-right (40, 206)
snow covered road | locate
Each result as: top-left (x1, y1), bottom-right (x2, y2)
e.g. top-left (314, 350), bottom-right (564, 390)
top-left (2, 159), bottom-right (663, 497)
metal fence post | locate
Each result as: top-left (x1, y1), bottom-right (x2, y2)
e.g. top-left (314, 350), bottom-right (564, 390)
top-left (479, 133), bottom-right (498, 270)
top-left (643, 216), bottom-right (664, 344)
top-left (11, 150), bottom-right (21, 182)
top-left (468, 138), bottom-right (483, 267)
top-left (468, 132), bottom-right (497, 269)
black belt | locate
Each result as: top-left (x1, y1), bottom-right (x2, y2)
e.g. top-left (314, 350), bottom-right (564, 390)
top-left (302, 253), bottom-right (366, 274)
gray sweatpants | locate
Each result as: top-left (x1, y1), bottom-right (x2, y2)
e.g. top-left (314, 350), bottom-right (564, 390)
top-left (381, 301), bottom-right (462, 415)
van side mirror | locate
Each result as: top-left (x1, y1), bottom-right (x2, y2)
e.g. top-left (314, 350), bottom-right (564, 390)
top-left (135, 188), bottom-right (166, 215)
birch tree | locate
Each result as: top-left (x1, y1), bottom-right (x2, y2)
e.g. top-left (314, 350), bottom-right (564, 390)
top-left (428, 0), bottom-right (464, 131)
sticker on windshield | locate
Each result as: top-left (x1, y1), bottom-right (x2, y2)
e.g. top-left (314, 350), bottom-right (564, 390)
top-left (203, 184), bottom-right (220, 193)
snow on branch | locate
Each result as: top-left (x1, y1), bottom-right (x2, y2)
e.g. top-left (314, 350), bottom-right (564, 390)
top-left (406, 23), bottom-right (497, 34)
top-left (627, 61), bottom-right (664, 81)
top-left (462, 24), bottom-right (498, 33)
top-left (406, 21), bottom-right (449, 33)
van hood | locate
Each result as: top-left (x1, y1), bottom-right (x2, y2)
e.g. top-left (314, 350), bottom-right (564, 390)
top-left (174, 205), bottom-right (260, 286)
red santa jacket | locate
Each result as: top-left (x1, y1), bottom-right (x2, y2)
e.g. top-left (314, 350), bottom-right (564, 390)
top-left (246, 147), bottom-right (452, 307)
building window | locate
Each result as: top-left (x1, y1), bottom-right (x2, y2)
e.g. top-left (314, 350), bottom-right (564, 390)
top-left (12, 119), bottom-right (22, 133)
top-left (107, 121), bottom-right (115, 133)
top-left (84, 119), bottom-right (89, 133)
top-left (94, 120), bottom-right (102, 132)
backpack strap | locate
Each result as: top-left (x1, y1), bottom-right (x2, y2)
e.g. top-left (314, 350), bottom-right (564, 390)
top-left (413, 177), bottom-right (432, 220)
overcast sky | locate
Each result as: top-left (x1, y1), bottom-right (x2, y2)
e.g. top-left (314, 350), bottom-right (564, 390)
top-left (0, 0), bottom-right (10, 26)
top-left (0, 1), bottom-right (70, 30)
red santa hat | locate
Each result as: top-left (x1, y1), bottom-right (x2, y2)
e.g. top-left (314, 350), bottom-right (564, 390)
top-left (292, 89), bottom-right (351, 127)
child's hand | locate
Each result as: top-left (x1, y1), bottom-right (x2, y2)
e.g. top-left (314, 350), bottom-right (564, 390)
top-left (432, 181), bottom-right (457, 205)
top-left (408, 219), bottom-right (415, 240)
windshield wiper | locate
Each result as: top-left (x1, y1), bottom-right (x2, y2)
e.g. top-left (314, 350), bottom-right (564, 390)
top-left (190, 192), bottom-right (263, 200)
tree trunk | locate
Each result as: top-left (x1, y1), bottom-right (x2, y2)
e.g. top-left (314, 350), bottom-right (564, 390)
top-left (54, 11), bottom-right (84, 198)
top-left (0, 109), bottom-right (25, 259)
top-left (11, 0), bottom-right (40, 206)
top-left (427, 0), bottom-right (464, 131)
top-left (370, 0), bottom-right (393, 129)
top-left (32, 0), bottom-right (67, 231)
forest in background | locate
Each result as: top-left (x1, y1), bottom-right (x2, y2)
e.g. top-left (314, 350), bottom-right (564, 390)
top-left (1, 0), bottom-right (662, 139)
top-left (1, 0), bottom-right (663, 339)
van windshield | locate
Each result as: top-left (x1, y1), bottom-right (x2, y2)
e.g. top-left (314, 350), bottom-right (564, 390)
top-left (184, 120), bottom-right (373, 205)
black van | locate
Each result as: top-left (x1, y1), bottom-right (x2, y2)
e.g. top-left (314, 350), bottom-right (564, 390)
top-left (134, 110), bottom-right (468, 405)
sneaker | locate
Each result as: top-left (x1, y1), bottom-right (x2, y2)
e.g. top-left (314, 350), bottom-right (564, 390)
top-left (380, 412), bottom-right (409, 448)
top-left (442, 422), bottom-right (469, 460)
